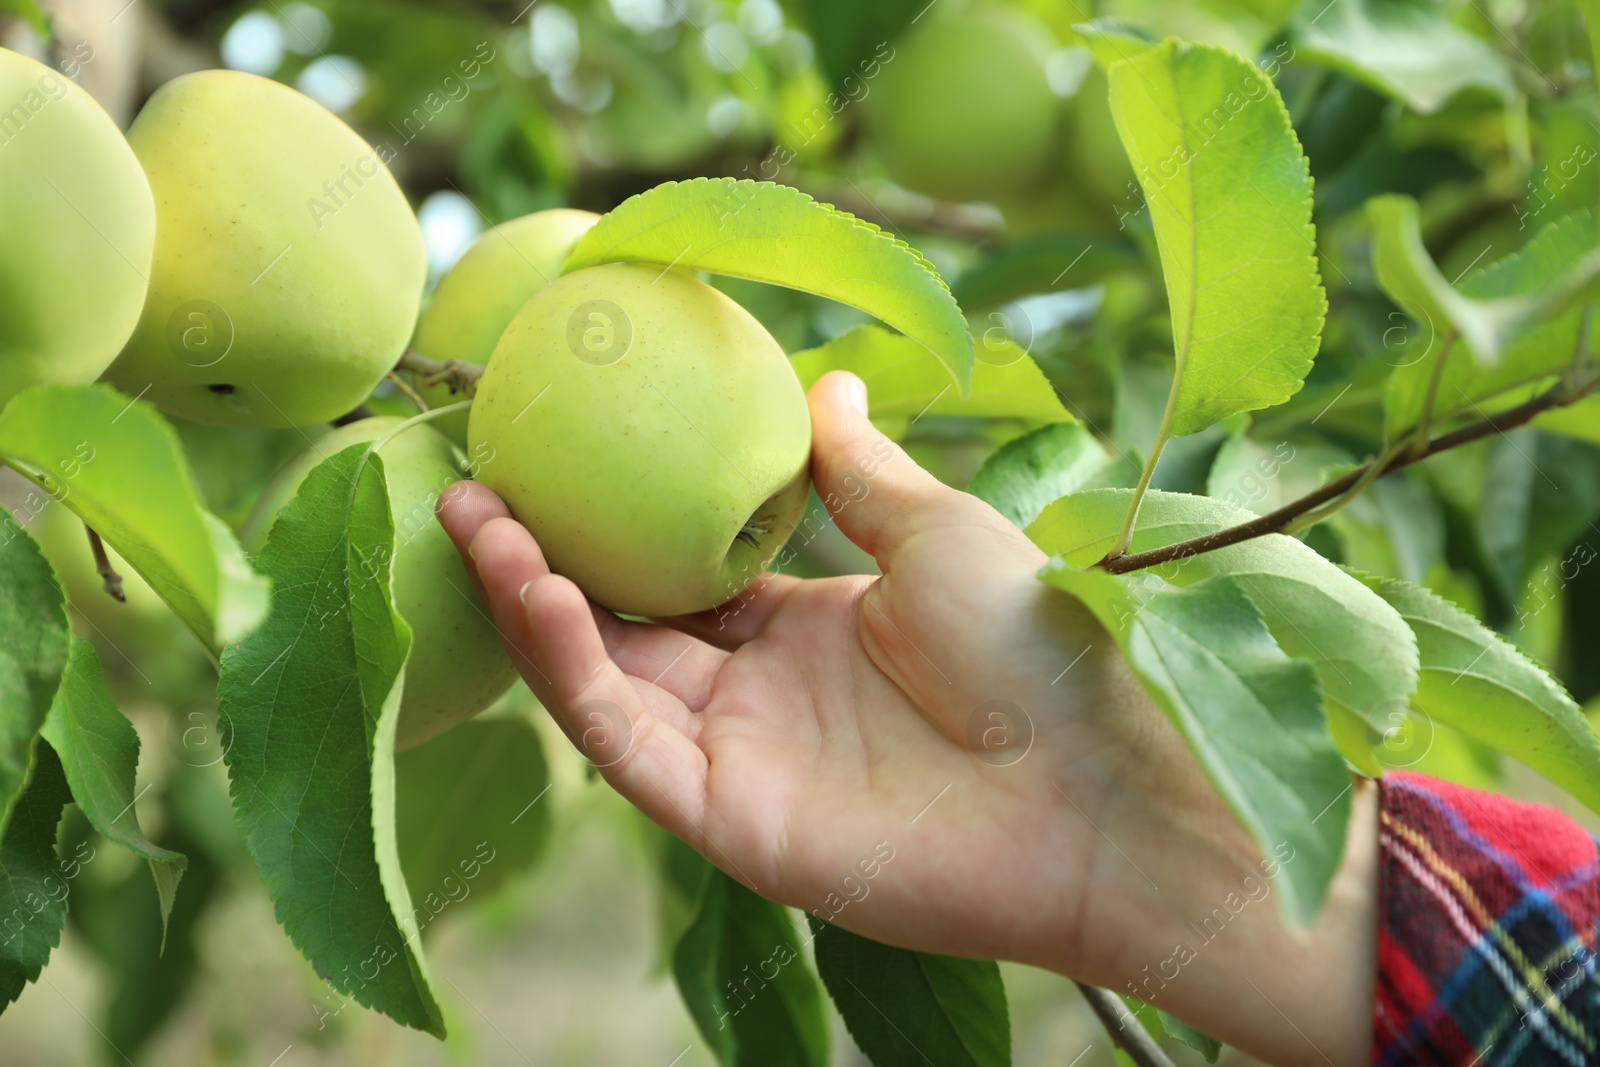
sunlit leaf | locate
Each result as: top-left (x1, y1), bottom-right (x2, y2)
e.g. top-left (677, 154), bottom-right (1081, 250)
top-left (1106, 40), bottom-right (1325, 438)
top-left (1363, 574), bottom-right (1600, 814)
top-left (810, 916), bottom-right (1009, 1067)
top-left (0, 385), bottom-right (269, 653)
top-left (789, 325), bottom-right (1068, 425)
top-left (563, 178), bottom-right (974, 390)
top-left (1385, 212), bottom-right (1595, 438)
top-left (0, 510), bottom-right (67, 829)
top-left (40, 637), bottom-right (186, 946)
top-left (1290, 0), bottom-right (1514, 113)
top-left (217, 444), bottom-right (443, 1035)
top-left (1534, 396), bottom-right (1600, 445)
top-left (674, 869), bottom-right (828, 1067)
top-left (1042, 567), bottom-right (1348, 923)
top-left (1029, 489), bottom-right (1419, 770)
top-left (1370, 197), bottom-right (1600, 383)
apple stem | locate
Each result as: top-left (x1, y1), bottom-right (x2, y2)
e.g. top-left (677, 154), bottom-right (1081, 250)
top-left (396, 349), bottom-right (486, 398)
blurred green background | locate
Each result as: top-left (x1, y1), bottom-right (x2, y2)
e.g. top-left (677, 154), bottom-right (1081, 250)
top-left (2, 0), bottom-right (1600, 1062)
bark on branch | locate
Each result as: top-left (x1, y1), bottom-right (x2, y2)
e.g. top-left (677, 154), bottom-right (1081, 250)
top-left (1098, 374), bottom-right (1600, 575)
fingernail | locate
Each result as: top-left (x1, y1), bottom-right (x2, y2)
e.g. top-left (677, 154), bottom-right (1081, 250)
top-left (468, 541), bottom-right (478, 561)
top-left (519, 579), bottom-right (535, 606)
top-left (844, 372), bottom-right (868, 416)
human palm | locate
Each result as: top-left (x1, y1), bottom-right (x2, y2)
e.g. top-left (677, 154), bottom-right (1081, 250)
top-left (441, 372), bottom-right (1376, 1067)
top-left (438, 370), bottom-right (1233, 990)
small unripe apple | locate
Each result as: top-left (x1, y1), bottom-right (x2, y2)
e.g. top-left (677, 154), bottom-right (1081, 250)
top-left (244, 417), bottom-right (517, 748)
top-left (106, 70), bottom-right (425, 428)
top-left (863, 6), bottom-right (1057, 203)
top-left (469, 264), bottom-right (812, 617)
top-left (410, 208), bottom-right (600, 443)
top-left (0, 47), bottom-right (154, 409)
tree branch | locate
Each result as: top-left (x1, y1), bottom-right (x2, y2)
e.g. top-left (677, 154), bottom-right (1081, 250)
top-left (1075, 982), bottom-right (1178, 1067)
top-left (396, 349), bottom-right (485, 398)
top-left (85, 526), bottom-right (125, 603)
top-left (1098, 373), bottom-right (1600, 575)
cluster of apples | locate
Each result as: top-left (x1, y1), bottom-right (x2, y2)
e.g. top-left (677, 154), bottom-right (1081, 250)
top-left (0, 48), bottom-right (813, 748)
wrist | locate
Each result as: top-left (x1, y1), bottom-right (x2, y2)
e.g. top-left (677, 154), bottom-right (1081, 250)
top-left (1050, 774), bottom-right (1379, 1067)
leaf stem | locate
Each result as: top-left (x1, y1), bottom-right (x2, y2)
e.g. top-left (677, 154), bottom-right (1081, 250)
top-left (1074, 982), bottom-right (1177, 1067)
top-left (85, 526), bottom-right (126, 603)
top-left (386, 371), bottom-right (430, 413)
top-left (1099, 371), bottom-right (1600, 575)
top-left (1412, 332), bottom-right (1456, 457)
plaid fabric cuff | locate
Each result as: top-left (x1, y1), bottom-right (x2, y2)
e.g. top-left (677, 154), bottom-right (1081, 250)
top-left (1373, 771), bottom-right (1600, 1066)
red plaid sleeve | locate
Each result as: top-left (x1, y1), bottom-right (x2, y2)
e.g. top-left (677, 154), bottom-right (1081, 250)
top-left (1373, 771), bottom-right (1600, 1066)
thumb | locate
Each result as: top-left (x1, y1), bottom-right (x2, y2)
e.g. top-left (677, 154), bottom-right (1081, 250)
top-left (807, 370), bottom-right (981, 567)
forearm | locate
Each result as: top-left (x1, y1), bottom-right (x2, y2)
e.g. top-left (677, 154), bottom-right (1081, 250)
top-left (1054, 775), bottom-right (1380, 1066)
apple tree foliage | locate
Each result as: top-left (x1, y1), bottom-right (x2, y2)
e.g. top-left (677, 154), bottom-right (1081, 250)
top-left (4, 0), bottom-right (1600, 1064)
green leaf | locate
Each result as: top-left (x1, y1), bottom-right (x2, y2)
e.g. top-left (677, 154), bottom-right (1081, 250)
top-left (0, 385), bottom-right (269, 653)
top-left (1289, 0), bottom-right (1514, 114)
top-left (1478, 431), bottom-right (1600, 603)
top-left (1106, 40), bottom-right (1325, 438)
top-left (217, 444), bottom-right (444, 1035)
top-left (395, 718), bottom-right (552, 913)
top-left (1370, 198), bottom-right (1600, 384)
top-left (1386, 213), bottom-right (1595, 438)
top-left (808, 916), bottom-right (1009, 1067)
top-left (951, 234), bottom-right (1140, 309)
top-left (1534, 397), bottom-right (1600, 445)
top-left (1363, 574), bottom-right (1600, 814)
top-left (1029, 489), bottom-right (1419, 768)
top-left (672, 870), bottom-right (828, 1067)
top-left (789, 325), bottom-right (1068, 425)
top-left (0, 510), bottom-right (68, 829)
top-left (1205, 433), bottom-right (1353, 516)
top-left (40, 637), bottom-right (186, 946)
top-left (1030, 488), bottom-right (1420, 705)
top-left (968, 423), bottom-right (1112, 529)
top-left (563, 178), bottom-right (974, 390)
top-left (0, 739), bottom-right (72, 1011)
top-left (1159, 1011), bottom-right (1222, 1061)
top-left (1042, 567), bottom-right (1348, 923)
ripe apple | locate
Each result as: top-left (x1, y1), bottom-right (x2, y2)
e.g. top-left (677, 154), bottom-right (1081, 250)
top-left (410, 208), bottom-right (600, 443)
top-left (243, 416), bottom-right (517, 748)
top-left (105, 70), bottom-right (425, 428)
top-left (0, 47), bottom-right (154, 409)
top-left (469, 263), bottom-right (812, 617)
top-left (863, 6), bottom-right (1057, 203)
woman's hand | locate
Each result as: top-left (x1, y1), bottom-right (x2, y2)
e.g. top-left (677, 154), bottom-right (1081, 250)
top-left (438, 370), bottom-right (1377, 1067)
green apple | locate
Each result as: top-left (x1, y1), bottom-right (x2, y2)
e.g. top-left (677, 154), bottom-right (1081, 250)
top-left (243, 417), bottom-right (517, 748)
top-left (863, 6), bottom-right (1057, 203)
top-left (469, 263), bottom-right (812, 617)
top-left (410, 208), bottom-right (600, 443)
top-left (106, 69), bottom-right (425, 428)
top-left (0, 47), bottom-right (154, 410)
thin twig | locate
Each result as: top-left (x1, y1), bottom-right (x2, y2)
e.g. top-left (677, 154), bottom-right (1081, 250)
top-left (386, 371), bottom-right (430, 413)
top-left (85, 526), bottom-right (125, 603)
top-left (396, 349), bottom-right (485, 398)
top-left (1075, 981), bottom-right (1178, 1067)
top-left (1099, 372), bottom-right (1600, 575)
